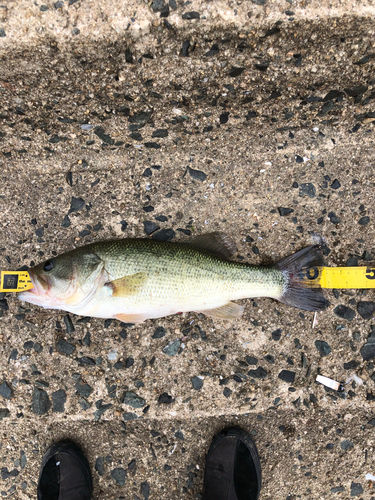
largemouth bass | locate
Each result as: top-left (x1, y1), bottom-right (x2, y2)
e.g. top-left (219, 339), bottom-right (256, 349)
top-left (18, 233), bottom-right (328, 323)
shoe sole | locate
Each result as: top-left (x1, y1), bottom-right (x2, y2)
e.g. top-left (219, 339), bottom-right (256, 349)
top-left (38, 440), bottom-right (93, 498)
top-left (205, 426), bottom-right (262, 497)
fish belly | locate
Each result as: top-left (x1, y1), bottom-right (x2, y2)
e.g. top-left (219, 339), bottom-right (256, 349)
top-left (71, 261), bottom-right (284, 320)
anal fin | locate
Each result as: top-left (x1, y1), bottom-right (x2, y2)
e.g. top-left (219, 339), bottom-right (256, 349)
top-left (198, 302), bottom-right (244, 320)
top-left (115, 313), bottom-right (148, 324)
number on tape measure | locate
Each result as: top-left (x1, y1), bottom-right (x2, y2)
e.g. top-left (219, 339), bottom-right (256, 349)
top-left (319, 267), bottom-right (375, 289)
top-left (296, 266), bottom-right (322, 288)
top-left (306, 266), bottom-right (319, 280)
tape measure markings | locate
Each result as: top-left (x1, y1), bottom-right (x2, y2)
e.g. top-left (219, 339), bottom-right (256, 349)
top-left (0, 271), bottom-right (34, 292)
top-left (303, 266), bottom-right (375, 289)
top-left (1, 267), bottom-right (375, 292)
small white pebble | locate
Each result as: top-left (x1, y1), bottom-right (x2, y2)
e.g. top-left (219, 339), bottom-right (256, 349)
top-left (313, 127), bottom-right (319, 132)
top-left (169, 444), bottom-right (177, 455)
top-left (107, 348), bottom-right (117, 361)
top-left (352, 374), bottom-right (363, 386)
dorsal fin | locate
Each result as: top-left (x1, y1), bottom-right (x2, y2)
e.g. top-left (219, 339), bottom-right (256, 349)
top-left (188, 232), bottom-right (237, 260)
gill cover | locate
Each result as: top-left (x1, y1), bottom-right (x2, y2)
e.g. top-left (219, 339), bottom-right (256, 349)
top-left (19, 251), bottom-right (105, 311)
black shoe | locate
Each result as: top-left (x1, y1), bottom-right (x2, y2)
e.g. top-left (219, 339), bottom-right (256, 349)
top-left (37, 440), bottom-right (93, 500)
top-left (202, 427), bottom-right (261, 500)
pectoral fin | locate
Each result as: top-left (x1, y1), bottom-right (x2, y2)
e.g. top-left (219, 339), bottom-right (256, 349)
top-left (198, 302), bottom-right (244, 320)
top-left (105, 272), bottom-right (147, 298)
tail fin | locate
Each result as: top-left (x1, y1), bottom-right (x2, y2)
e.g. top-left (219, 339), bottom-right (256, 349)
top-left (276, 245), bottom-right (329, 312)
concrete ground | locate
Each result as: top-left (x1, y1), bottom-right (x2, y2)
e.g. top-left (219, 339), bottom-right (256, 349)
top-left (1, 0), bottom-right (375, 498)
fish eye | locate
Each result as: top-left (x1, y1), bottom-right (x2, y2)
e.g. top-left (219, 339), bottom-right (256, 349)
top-left (43, 260), bottom-right (54, 272)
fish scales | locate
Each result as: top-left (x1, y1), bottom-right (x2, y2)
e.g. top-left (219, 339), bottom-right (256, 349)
top-left (90, 239), bottom-right (284, 306)
top-left (18, 236), bottom-right (328, 321)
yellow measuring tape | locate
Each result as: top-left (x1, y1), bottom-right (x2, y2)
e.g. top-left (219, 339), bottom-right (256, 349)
top-left (0, 267), bottom-right (375, 292)
top-left (0, 271), bottom-right (34, 292)
top-left (303, 266), bottom-right (375, 289)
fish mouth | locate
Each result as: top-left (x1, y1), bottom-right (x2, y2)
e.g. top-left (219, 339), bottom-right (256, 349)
top-left (18, 271), bottom-right (56, 308)
top-left (30, 270), bottom-right (50, 295)
top-left (21, 270), bottom-right (49, 295)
